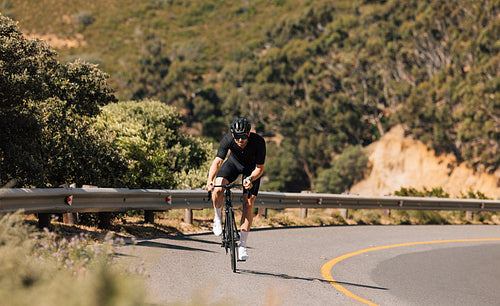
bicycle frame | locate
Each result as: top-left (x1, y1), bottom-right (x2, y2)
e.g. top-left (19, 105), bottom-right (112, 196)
top-left (212, 183), bottom-right (242, 272)
top-left (221, 185), bottom-right (240, 246)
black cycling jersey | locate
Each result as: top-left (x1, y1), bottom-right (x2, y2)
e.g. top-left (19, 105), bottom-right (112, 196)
top-left (216, 132), bottom-right (266, 196)
top-left (216, 133), bottom-right (266, 169)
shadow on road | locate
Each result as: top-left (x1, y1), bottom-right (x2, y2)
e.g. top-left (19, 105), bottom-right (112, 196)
top-left (169, 234), bottom-right (222, 246)
top-left (238, 269), bottom-right (388, 291)
top-left (328, 280), bottom-right (388, 291)
top-left (136, 240), bottom-right (215, 253)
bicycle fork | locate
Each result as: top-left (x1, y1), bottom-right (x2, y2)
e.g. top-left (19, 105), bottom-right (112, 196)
top-left (221, 205), bottom-right (240, 252)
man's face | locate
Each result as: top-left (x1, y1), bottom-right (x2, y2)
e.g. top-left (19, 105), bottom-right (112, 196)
top-left (233, 132), bottom-right (250, 148)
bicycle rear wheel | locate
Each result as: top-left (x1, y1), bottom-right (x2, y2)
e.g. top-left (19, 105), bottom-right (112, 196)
top-left (227, 207), bottom-right (237, 272)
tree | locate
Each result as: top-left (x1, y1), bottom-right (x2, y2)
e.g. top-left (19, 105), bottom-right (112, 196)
top-left (0, 16), bottom-right (58, 109)
top-left (0, 14), bottom-right (125, 187)
top-left (125, 38), bottom-right (171, 101)
top-left (263, 141), bottom-right (309, 192)
top-left (315, 145), bottom-right (369, 194)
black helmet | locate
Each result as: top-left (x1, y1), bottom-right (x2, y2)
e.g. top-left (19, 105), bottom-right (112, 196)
top-left (230, 118), bottom-right (251, 134)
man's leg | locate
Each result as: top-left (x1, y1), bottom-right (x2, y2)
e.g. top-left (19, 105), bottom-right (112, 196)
top-left (240, 193), bottom-right (255, 232)
top-left (212, 177), bottom-right (228, 210)
top-left (239, 194), bottom-right (256, 260)
top-left (212, 177), bottom-right (228, 236)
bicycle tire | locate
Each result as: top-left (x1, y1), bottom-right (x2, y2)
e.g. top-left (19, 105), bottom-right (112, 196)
top-left (227, 207), bottom-right (237, 272)
top-left (222, 210), bottom-right (228, 253)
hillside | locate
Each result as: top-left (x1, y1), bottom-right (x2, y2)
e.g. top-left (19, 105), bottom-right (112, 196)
top-left (350, 125), bottom-right (500, 199)
top-left (3, 0), bottom-right (310, 93)
top-left (2, 0), bottom-right (499, 194)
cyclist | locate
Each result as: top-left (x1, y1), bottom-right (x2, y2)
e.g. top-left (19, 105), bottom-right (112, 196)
top-left (206, 118), bottom-right (266, 261)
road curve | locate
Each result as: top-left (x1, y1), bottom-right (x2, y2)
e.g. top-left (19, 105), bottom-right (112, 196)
top-left (118, 225), bottom-right (500, 305)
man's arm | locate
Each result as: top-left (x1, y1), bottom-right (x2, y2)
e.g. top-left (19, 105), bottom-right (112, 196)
top-left (243, 164), bottom-right (264, 189)
top-left (248, 164), bottom-right (264, 182)
top-left (206, 157), bottom-right (224, 191)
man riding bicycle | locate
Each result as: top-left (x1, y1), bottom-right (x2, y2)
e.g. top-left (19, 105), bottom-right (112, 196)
top-left (206, 118), bottom-right (266, 261)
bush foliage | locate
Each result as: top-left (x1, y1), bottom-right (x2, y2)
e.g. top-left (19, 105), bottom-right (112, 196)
top-left (94, 100), bottom-right (212, 189)
top-left (315, 145), bottom-right (369, 193)
top-left (0, 14), bottom-right (125, 187)
top-left (0, 15), bottom-right (211, 189)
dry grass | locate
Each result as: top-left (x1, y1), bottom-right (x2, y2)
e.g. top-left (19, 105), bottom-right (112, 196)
top-left (23, 208), bottom-right (500, 242)
top-left (2, 212), bottom-right (147, 305)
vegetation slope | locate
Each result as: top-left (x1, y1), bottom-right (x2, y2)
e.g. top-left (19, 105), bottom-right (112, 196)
top-left (2, 0), bottom-right (499, 193)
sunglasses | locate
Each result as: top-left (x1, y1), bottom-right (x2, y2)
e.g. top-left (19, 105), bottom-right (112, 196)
top-left (233, 134), bottom-right (248, 140)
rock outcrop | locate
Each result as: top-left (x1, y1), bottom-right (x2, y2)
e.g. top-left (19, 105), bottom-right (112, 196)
top-left (350, 125), bottom-right (500, 199)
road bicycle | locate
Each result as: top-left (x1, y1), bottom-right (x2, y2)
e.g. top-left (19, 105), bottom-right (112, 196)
top-left (211, 183), bottom-right (242, 273)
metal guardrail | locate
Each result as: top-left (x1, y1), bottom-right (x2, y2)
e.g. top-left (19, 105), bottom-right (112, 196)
top-left (1, 187), bottom-right (500, 214)
top-left (0, 188), bottom-right (209, 213)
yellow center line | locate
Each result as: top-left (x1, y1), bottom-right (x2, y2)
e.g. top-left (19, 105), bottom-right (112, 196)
top-left (321, 238), bottom-right (500, 306)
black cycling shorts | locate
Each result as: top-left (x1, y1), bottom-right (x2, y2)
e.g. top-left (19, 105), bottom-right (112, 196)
top-left (217, 158), bottom-right (260, 196)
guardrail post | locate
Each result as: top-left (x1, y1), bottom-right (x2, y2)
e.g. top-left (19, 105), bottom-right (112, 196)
top-left (144, 210), bottom-right (155, 224)
top-left (299, 208), bottom-right (308, 219)
top-left (184, 209), bottom-right (193, 224)
top-left (383, 209), bottom-right (391, 217)
top-left (465, 211), bottom-right (473, 221)
top-left (63, 213), bottom-right (75, 225)
top-left (258, 207), bottom-right (267, 218)
top-left (340, 208), bottom-right (348, 219)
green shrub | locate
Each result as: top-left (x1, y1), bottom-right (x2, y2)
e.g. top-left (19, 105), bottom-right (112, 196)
top-left (394, 187), bottom-right (450, 198)
top-left (473, 212), bottom-right (493, 223)
top-left (352, 210), bottom-right (382, 225)
top-left (409, 210), bottom-right (447, 225)
top-left (315, 145), bottom-right (369, 193)
top-left (391, 210), bottom-right (411, 225)
top-left (94, 100), bottom-right (212, 189)
top-left (0, 14), bottom-right (125, 188)
top-left (72, 10), bottom-right (95, 27)
top-left (331, 212), bottom-right (346, 225)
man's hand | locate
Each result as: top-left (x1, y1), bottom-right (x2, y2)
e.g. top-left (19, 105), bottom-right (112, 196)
top-left (206, 181), bottom-right (215, 192)
top-left (243, 176), bottom-right (253, 190)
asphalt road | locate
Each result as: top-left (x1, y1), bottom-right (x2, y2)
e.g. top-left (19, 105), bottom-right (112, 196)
top-left (118, 225), bottom-right (500, 305)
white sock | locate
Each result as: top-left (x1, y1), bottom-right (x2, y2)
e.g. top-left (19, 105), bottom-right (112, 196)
top-left (214, 207), bottom-right (222, 221)
top-left (240, 230), bottom-right (249, 247)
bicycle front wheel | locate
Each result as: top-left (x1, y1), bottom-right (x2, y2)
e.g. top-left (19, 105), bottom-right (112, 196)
top-left (227, 207), bottom-right (237, 273)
